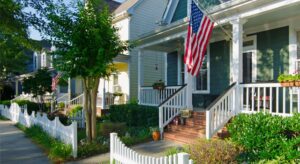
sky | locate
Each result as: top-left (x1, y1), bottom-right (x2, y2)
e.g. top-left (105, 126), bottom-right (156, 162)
top-left (29, 0), bottom-right (125, 40)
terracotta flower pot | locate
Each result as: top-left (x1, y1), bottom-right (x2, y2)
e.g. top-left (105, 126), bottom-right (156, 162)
top-left (295, 81), bottom-right (300, 87)
top-left (280, 82), bottom-right (290, 87)
top-left (152, 131), bottom-right (160, 141)
top-left (288, 81), bottom-right (295, 87)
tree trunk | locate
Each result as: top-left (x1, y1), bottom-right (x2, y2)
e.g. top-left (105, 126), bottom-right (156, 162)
top-left (83, 79), bottom-right (92, 143)
top-left (91, 78), bottom-right (99, 140)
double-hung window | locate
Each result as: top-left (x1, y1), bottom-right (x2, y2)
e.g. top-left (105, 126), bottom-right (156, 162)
top-left (194, 49), bottom-right (210, 93)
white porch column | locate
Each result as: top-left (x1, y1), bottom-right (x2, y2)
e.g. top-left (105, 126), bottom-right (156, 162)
top-left (289, 24), bottom-right (297, 74)
top-left (184, 66), bottom-right (193, 108)
top-left (230, 18), bottom-right (245, 83)
top-left (138, 49), bottom-right (144, 102)
top-left (15, 80), bottom-right (19, 96)
top-left (230, 18), bottom-right (246, 113)
top-left (68, 78), bottom-right (71, 101)
top-left (102, 79), bottom-right (106, 109)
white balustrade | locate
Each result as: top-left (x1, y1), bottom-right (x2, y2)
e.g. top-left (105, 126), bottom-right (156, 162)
top-left (140, 86), bottom-right (182, 106)
top-left (110, 133), bottom-right (193, 164)
top-left (240, 83), bottom-right (300, 116)
top-left (159, 85), bottom-right (187, 136)
top-left (206, 83), bottom-right (300, 139)
top-left (68, 94), bottom-right (84, 106)
top-left (206, 84), bottom-right (237, 139)
top-left (0, 103), bottom-right (77, 158)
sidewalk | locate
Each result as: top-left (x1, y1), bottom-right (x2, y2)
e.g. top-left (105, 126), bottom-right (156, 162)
top-left (0, 120), bottom-right (50, 164)
top-left (69, 140), bottom-right (182, 164)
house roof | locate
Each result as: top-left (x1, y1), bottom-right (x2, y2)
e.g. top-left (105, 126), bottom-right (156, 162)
top-left (104, 0), bottom-right (121, 12)
top-left (113, 0), bottom-right (139, 15)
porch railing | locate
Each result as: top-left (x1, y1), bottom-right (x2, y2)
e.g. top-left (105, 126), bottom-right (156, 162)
top-left (159, 85), bottom-right (187, 137)
top-left (140, 86), bottom-right (182, 106)
top-left (206, 82), bottom-right (300, 139)
top-left (68, 94), bottom-right (84, 106)
top-left (56, 93), bottom-right (69, 103)
top-left (205, 83), bottom-right (237, 139)
top-left (240, 83), bottom-right (300, 116)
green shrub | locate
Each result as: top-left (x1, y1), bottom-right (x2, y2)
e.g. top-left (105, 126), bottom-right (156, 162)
top-left (68, 105), bottom-right (82, 117)
top-left (98, 122), bottom-right (127, 138)
top-left (78, 142), bottom-right (108, 157)
top-left (0, 100), bottom-right (11, 107)
top-left (164, 147), bottom-right (186, 156)
top-left (228, 113), bottom-right (300, 161)
top-left (109, 104), bottom-right (158, 127)
top-left (187, 139), bottom-right (242, 163)
top-left (58, 102), bottom-right (65, 109)
top-left (17, 125), bottom-right (72, 161)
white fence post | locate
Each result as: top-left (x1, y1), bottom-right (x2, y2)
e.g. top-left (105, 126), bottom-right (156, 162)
top-left (110, 133), bottom-right (117, 164)
top-left (178, 153), bottom-right (189, 164)
top-left (72, 121), bottom-right (77, 158)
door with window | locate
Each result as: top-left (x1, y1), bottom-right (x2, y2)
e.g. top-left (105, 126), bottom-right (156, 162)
top-left (242, 36), bottom-right (257, 83)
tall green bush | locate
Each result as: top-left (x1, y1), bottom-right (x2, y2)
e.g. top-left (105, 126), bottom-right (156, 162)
top-left (228, 113), bottom-right (300, 161)
top-left (0, 100), bottom-right (11, 107)
top-left (109, 104), bottom-right (158, 127)
top-left (13, 100), bottom-right (40, 114)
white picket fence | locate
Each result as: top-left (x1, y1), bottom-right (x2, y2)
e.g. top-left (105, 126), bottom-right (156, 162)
top-left (69, 109), bottom-right (85, 128)
top-left (110, 133), bottom-right (193, 164)
top-left (0, 103), bottom-right (77, 158)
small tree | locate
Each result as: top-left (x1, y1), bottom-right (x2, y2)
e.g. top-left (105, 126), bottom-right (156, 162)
top-left (22, 68), bottom-right (52, 110)
top-left (35, 0), bottom-right (128, 142)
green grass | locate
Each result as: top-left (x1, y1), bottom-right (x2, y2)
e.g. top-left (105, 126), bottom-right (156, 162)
top-left (15, 124), bottom-right (72, 162)
top-left (0, 115), bottom-right (8, 120)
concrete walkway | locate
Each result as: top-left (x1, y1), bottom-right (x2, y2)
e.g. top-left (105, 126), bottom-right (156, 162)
top-left (70, 140), bottom-right (182, 164)
top-left (0, 120), bottom-right (50, 164)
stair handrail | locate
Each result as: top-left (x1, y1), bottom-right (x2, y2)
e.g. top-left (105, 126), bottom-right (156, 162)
top-left (158, 84), bottom-right (187, 137)
top-left (68, 93), bottom-right (84, 106)
top-left (56, 93), bottom-right (69, 103)
top-left (205, 83), bottom-right (237, 139)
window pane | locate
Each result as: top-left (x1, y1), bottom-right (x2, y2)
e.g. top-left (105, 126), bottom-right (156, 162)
top-left (196, 55), bottom-right (208, 91)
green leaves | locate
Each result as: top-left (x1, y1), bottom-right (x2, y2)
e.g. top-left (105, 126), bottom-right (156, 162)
top-left (228, 113), bottom-right (300, 161)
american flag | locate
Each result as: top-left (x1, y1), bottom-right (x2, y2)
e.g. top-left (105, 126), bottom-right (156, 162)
top-left (51, 73), bottom-right (60, 91)
top-left (184, 0), bottom-right (214, 76)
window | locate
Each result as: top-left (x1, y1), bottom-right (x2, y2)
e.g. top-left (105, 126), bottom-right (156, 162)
top-left (195, 55), bottom-right (208, 92)
top-left (297, 31), bottom-right (300, 71)
top-left (113, 74), bottom-right (118, 86)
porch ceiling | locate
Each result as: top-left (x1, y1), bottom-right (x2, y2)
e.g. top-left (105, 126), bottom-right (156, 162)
top-left (143, 38), bottom-right (184, 53)
top-left (244, 3), bottom-right (300, 30)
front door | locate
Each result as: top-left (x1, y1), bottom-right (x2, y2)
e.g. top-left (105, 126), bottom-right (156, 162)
top-left (243, 52), bottom-right (252, 83)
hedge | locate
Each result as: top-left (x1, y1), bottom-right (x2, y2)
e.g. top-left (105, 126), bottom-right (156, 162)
top-left (228, 113), bottom-right (300, 161)
top-left (109, 104), bottom-right (158, 127)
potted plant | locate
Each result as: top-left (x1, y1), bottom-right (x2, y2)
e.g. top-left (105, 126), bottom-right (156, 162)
top-left (113, 92), bottom-right (123, 97)
top-left (152, 80), bottom-right (165, 90)
top-left (150, 127), bottom-right (160, 141)
top-left (180, 109), bottom-right (192, 125)
top-left (295, 74), bottom-right (300, 87)
top-left (278, 74), bottom-right (294, 87)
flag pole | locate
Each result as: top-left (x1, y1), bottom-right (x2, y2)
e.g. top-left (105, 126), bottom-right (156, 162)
top-left (194, 0), bottom-right (233, 40)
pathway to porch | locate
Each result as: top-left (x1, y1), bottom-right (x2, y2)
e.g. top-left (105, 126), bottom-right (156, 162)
top-left (0, 120), bottom-right (50, 164)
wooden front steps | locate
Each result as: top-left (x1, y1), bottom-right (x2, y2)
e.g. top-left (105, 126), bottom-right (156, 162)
top-left (163, 111), bottom-right (230, 144)
top-left (164, 111), bottom-right (206, 144)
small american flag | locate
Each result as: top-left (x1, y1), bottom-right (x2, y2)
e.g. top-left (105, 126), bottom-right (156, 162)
top-left (184, 0), bottom-right (214, 76)
top-left (51, 73), bottom-right (60, 91)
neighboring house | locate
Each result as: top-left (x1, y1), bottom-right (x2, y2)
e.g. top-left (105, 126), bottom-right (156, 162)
top-left (131, 0), bottom-right (300, 142)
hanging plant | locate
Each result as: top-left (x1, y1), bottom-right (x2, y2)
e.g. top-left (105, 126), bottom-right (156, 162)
top-left (152, 80), bottom-right (165, 90)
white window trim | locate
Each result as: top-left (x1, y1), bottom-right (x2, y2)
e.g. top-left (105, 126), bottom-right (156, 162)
top-left (243, 35), bottom-right (257, 83)
top-left (193, 45), bottom-right (210, 94)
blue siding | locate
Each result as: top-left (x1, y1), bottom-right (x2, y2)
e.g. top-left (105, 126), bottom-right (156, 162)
top-left (171, 0), bottom-right (187, 23)
top-left (167, 52), bottom-right (178, 86)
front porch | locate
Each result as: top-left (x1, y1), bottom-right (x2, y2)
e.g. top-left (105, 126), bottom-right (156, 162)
top-left (136, 2), bottom-right (300, 140)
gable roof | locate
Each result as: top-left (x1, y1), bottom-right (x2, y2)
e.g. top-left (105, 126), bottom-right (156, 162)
top-left (104, 0), bottom-right (121, 12)
top-left (113, 0), bottom-right (139, 15)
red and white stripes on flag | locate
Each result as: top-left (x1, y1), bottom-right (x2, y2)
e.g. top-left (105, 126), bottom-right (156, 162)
top-left (51, 73), bottom-right (60, 91)
top-left (184, 0), bottom-right (214, 76)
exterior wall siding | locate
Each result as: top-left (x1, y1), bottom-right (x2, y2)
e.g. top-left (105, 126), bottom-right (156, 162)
top-left (129, 0), bottom-right (168, 99)
top-left (167, 51), bottom-right (178, 85)
top-left (255, 26), bottom-right (289, 81)
top-left (193, 40), bottom-right (230, 108)
top-left (171, 0), bottom-right (187, 23)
